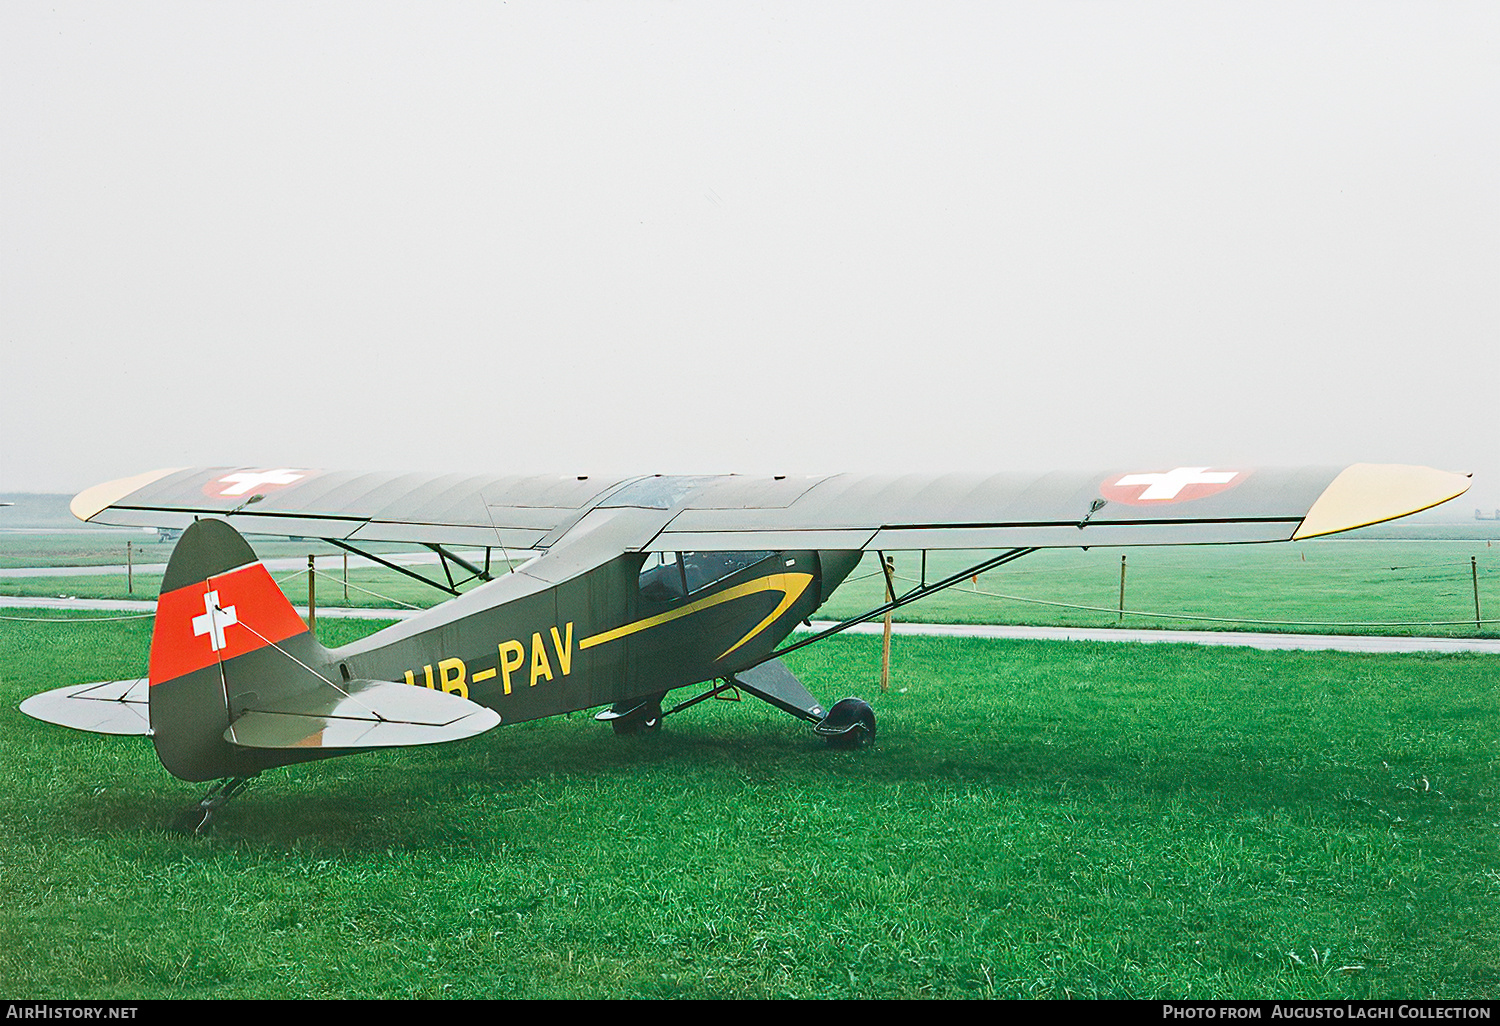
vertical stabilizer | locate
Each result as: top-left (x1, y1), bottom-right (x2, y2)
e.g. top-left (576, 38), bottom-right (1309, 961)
top-left (149, 519), bottom-right (323, 780)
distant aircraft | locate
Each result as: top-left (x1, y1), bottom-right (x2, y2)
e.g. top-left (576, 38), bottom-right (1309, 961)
top-left (22, 463), bottom-right (1470, 831)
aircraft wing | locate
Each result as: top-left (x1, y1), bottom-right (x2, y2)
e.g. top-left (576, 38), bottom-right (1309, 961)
top-left (70, 467), bottom-right (638, 549)
top-left (646, 463), bottom-right (1472, 551)
top-left (71, 463), bottom-right (1471, 554)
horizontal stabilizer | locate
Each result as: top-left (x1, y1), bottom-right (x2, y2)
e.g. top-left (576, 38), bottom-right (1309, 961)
top-left (225, 678), bottom-right (501, 750)
top-left (20, 679), bottom-right (151, 736)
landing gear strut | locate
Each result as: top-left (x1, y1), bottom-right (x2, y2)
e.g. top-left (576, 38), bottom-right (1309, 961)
top-left (172, 776), bottom-right (255, 835)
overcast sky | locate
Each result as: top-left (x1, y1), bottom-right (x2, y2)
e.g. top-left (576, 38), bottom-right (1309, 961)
top-left (3, 2), bottom-right (1496, 510)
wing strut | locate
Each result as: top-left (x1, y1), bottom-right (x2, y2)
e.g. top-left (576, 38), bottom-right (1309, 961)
top-left (756, 547), bottom-right (1039, 665)
top-left (326, 539), bottom-right (461, 597)
top-left (323, 541), bottom-right (502, 598)
top-left (422, 543), bottom-right (496, 589)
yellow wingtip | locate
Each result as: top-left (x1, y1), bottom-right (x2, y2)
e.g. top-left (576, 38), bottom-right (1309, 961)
top-left (70, 468), bottom-right (185, 523)
top-left (1293, 464), bottom-right (1472, 540)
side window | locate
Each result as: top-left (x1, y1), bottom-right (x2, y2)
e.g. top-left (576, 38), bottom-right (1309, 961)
top-left (638, 551), bottom-right (686, 603)
top-left (681, 551), bottom-right (776, 594)
top-left (639, 551), bottom-right (778, 603)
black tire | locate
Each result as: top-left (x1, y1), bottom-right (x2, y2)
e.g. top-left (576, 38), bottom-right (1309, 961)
top-left (818, 697), bottom-right (876, 748)
top-left (611, 696), bottom-right (664, 735)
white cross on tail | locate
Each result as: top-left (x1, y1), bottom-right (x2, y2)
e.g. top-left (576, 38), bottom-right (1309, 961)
top-left (191, 590), bottom-right (238, 651)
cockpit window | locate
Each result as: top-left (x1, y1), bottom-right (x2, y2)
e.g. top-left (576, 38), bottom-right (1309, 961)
top-left (638, 550), bottom-right (777, 602)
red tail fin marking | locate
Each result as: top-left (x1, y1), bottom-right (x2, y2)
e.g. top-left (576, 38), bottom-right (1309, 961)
top-left (149, 563), bottom-right (308, 685)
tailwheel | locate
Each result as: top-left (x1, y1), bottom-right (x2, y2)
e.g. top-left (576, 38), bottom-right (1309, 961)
top-left (171, 776), bottom-right (255, 835)
top-left (814, 697), bottom-right (876, 748)
top-left (172, 805), bottom-right (213, 836)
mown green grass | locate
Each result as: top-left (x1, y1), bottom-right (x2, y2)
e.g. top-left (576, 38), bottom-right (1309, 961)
top-left (0, 534), bottom-right (498, 610)
top-left (821, 543), bottom-right (1499, 638)
top-left (0, 528), bottom-right (411, 570)
top-left (0, 563), bottom-right (451, 612)
top-left (2, 613), bottom-right (1497, 999)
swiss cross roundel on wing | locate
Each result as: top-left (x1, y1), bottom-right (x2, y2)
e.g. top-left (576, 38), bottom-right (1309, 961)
top-left (1099, 467), bottom-right (1248, 506)
top-left (201, 468), bottom-right (315, 501)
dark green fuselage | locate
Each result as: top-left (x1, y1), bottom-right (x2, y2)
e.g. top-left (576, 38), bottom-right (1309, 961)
top-left (330, 549), bottom-right (860, 725)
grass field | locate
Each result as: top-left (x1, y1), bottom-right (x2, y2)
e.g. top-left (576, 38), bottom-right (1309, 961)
top-left (4, 535), bottom-right (1498, 638)
top-left (2, 503), bottom-right (1498, 998)
top-left (823, 542), bottom-right (1500, 638)
top-left (2, 612), bottom-right (1497, 999)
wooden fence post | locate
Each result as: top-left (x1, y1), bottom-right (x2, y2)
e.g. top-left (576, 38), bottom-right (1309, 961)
top-left (880, 554), bottom-right (896, 694)
top-left (1475, 557), bottom-right (1483, 632)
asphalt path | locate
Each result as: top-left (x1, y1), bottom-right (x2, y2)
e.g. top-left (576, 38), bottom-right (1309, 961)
top-left (3, 596), bottom-right (1497, 653)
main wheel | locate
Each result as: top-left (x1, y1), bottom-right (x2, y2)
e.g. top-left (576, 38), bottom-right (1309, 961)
top-left (610, 695), bottom-right (664, 735)
top-left (815, 697), bottom-right (876, 748)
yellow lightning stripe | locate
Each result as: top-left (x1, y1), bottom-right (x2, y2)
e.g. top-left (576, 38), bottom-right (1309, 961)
top-left (578, 572), bottom-right (815, 660)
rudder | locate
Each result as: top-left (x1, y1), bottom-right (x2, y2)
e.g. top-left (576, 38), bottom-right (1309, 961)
top-left (149, 519), bottom-right (324, 781)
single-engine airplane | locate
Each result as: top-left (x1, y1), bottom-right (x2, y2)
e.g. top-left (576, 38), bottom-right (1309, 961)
top-left (21, 463), bottom-right (1471, 831)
